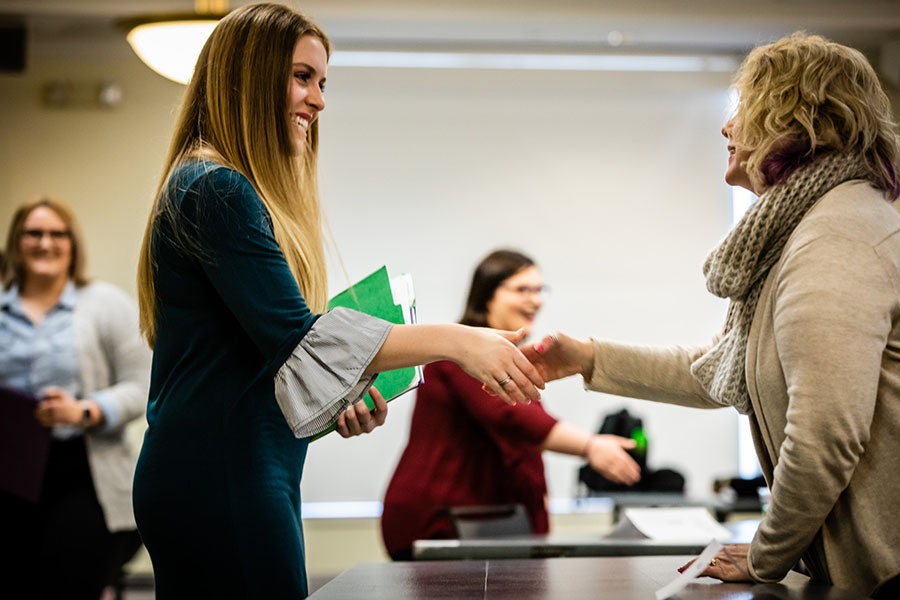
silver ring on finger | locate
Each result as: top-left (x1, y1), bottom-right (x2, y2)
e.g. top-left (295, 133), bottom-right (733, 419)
top-left (497, 375), bottom-right (513, 387)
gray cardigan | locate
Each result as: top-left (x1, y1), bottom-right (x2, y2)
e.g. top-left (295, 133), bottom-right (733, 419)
top-left (587, 181), bottom-right (900, 596)
top-left (75, 281), bottom-right (151, 531)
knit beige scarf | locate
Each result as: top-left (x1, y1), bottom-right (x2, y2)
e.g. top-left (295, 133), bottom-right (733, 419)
top-left (690, 152), bottom-right (868, 414)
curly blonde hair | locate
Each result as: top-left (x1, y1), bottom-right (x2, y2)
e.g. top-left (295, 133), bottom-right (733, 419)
top-left (732, 32), bottom-right (899, 198)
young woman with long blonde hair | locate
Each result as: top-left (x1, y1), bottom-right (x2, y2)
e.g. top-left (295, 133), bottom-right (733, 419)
top-left (133, 4), bottom-right (543, 598)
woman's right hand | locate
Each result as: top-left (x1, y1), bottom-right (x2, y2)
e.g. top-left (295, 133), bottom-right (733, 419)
top-left (456, 326), bottom-right (545, 406)
top-left (585, 435), bottom-right (641, 486)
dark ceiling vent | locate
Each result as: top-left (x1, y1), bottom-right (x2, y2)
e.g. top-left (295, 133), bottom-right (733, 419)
top-left (0, 21), bottom-right (26, 73)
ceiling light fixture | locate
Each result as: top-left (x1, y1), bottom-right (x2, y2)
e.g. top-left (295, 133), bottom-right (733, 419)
top-left (120, 0), bottom-right (228, 85)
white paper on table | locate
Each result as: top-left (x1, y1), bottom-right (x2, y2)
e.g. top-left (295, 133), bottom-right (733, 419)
top-left (618, 507), bottom-right (733, 543)
top-left (654, 539), bottom-right (723, 600)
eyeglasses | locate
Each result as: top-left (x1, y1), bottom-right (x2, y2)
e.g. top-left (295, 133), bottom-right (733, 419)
top-left (499, 284), bottom-right (551, 298)
top-left (21, 229), bottom-right (71, 243)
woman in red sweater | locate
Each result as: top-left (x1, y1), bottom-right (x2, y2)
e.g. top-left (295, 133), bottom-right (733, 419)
top-left (381, 249), bottom-right (640, 559)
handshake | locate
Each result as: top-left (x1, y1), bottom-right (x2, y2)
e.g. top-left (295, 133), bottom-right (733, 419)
top-left (337, 325), bottom-right (592, 437)
top-left (467, 328), bottom-right (594, 405)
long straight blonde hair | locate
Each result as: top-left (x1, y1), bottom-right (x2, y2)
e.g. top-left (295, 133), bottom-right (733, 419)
top-left (137, 3), bottom-right (331, 347)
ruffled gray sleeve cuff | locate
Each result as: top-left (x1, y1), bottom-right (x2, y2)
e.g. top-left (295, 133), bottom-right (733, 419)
top-left (274, 306), bottom-right (393, 438)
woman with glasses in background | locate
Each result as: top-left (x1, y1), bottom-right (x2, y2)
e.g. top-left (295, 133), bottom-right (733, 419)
top-left (381, 249), bottom-right (640, 560)
top-left (1, 198), bottom-right (150, 599)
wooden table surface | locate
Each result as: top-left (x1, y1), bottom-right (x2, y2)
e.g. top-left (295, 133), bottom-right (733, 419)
top-left (308, 556), bottom-right (869, 599)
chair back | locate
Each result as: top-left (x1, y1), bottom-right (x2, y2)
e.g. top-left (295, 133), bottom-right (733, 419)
top-left (448, 504), bottom-right (532, 539)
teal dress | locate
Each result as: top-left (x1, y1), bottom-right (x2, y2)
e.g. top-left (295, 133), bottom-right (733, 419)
top-left (133, 161), bottom-right (388, 598)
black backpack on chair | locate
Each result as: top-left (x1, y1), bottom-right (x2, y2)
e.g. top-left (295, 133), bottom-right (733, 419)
top-left (578, 408), bottom-right (685, 493)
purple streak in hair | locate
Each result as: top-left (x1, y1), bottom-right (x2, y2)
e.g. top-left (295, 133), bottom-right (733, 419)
top-left (875, 146), bottom-right (900, 200)
top-left (760, 139), bottom-right (814, 187)
top-left (763, 139), bottom-right (898, 200)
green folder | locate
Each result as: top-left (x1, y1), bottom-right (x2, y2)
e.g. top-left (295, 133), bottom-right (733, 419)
top-left (311, 266), bottom-right (423, 440)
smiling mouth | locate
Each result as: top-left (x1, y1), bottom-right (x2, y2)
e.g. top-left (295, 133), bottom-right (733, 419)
top-left (294, 115), bottom-right (309, 132)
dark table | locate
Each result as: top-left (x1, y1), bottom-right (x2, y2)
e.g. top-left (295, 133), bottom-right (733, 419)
top-left (413, 520), bottom-right (759, 561)
top-left (308, 556), bottom-right (868, 599)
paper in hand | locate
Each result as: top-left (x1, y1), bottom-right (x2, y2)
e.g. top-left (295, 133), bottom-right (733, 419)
top-left (654, 539), bottom-right (723, 600)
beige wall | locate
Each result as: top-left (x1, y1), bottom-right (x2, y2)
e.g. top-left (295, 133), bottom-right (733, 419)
top-left (2, 30), bottom-right (899, 530)
top-left (4, 27), bottom-right (898, 586)
top-left (3, 52), bottom-right (895, 298)
top-left (2, 47), bottom-right (745, 502)
top-left (0, 51), bottom-right (183, 296)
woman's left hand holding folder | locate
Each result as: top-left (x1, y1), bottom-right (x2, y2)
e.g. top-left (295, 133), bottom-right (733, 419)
top-left (336, 387), bottom-right (388, 438)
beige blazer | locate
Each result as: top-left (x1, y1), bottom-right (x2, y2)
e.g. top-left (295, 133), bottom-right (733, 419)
top-left (587, 180), bottom-right (900, 596)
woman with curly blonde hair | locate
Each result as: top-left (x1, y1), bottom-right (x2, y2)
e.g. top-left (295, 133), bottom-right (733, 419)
top-left (524, 33), bottom-right (900, 597)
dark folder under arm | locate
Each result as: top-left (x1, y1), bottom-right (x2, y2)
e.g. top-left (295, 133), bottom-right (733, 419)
top-left (0, 386), bottom-right (52, 502)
